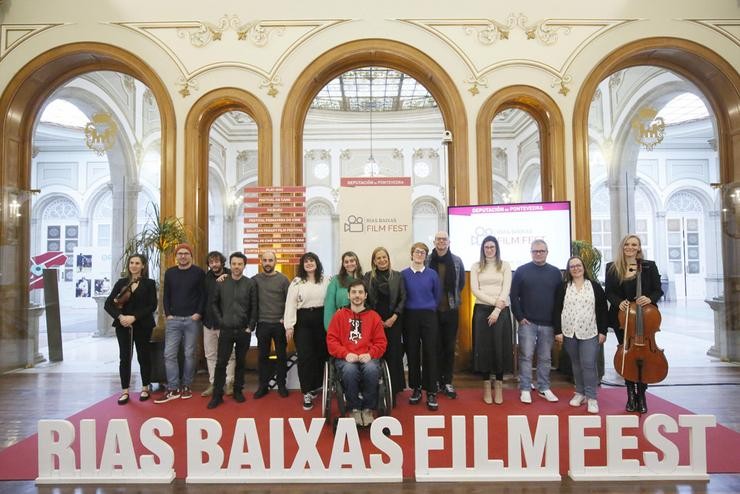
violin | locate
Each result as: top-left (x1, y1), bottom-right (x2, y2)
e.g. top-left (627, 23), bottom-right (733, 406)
top-left (113, 277), bottom-right (139, 309)
top-left (613, 259), bottom-right (668, 384)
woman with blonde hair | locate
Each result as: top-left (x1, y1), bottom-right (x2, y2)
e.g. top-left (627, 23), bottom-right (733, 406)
top-left (364, 246), bottom-right (406, 404)
top-left (605, 234), bottom-right (663, 413)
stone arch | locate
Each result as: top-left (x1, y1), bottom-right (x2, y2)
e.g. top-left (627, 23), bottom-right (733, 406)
top-left (476, 85), bottom-right (566, 203)
top-left (572, 37), bottom-right (740, 240)
top-left (184, 88), bottom-right (273, 261)
top-left (281, 39), bottom-right (468, 205)
top-left (0, 42), bottom-right (176, 369)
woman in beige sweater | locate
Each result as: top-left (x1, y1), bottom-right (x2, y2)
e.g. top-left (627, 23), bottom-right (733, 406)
top-left (470, 236), bottom-right (513, 404)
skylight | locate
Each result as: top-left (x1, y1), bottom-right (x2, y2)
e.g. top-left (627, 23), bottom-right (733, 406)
top-left (40, 99), bottom-right (89, 128)
top-left (656, 93), bottom-right (710, 125)
top-left (311, 67), bottom-right (437, 112)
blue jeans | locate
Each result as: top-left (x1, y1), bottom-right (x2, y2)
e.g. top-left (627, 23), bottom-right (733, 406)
top-left (563, 335), bottom-right (600, 399)
top-left (518, 322), bottom-right (554, 391)
top-left (335, 359), bottom-right (380, 410)
top-left (164, 316), bottom-right (199, 390)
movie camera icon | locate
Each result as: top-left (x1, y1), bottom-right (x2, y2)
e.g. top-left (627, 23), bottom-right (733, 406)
top-left (344, 215), bottom-right (364, 233)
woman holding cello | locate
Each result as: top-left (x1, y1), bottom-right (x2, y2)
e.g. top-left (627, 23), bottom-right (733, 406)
top-left (605, 234), bottom-right (665, 413)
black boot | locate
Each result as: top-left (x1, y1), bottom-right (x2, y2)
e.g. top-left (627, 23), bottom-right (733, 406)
top-left (636, 383), bottom-right (648, 414)
top-left (625, 380), bottom-right (638, 412)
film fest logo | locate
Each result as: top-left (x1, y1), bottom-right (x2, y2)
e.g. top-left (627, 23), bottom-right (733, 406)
top-left (345, 215), bottom-right (364, 233)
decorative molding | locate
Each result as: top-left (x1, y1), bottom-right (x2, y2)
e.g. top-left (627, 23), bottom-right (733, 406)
top-left (176, 15), bottom-right (285, 48)
top-left (681, 19), bottom-right (740, 47)
top-left (631, 106), bottom-right (666, 151)
top-left (399, 16), bottom-right (639, 97)
top-left (0, 23), bottom-right (67, 60)
top-left (463, 13), bottom-right (572, 46)
top-left (176, 76), bottom-right (198, 98)
top-left (111, 18), bottom-right (350, 97)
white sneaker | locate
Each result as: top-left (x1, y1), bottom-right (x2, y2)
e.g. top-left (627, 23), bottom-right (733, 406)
top-left (569, 393), bottom-right (586, 407)
top-left (361, 409), bottom-right (374, 425)
top-left (538, 389), bottom-right (559, 402)
top-left (520, 390), bottom-right (532, 404)
top-left (351, 409), bottom-right (363, 426)
top-left (587, 399), bottom-right (599, 414)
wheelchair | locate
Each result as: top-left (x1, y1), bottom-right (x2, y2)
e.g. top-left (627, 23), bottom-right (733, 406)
top-left (321, 357), bottom-right (393, 431)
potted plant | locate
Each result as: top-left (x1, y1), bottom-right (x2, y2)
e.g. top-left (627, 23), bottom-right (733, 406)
top-left (120, 203), bottom-right (192, 341)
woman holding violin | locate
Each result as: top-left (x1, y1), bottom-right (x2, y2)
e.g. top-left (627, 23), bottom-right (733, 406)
top-left (104, 254), bottom-right (158, 405)
top-left (605, 234), bottom-right (665, 413)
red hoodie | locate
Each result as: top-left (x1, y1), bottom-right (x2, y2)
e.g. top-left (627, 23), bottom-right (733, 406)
top-left (326, 306), bottom-right (387, 360)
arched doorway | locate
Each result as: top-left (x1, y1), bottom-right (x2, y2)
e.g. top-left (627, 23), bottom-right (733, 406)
top-left (183, 88), bottom-right (273, 264)
top-left (0, 42), bottom-right (176, 371)
top-left (476, 85), bottom-right (567, 204)
top-left (573, 37), bottom-right (740, 361)
top-left (281, 39), bottom-right (469, 206)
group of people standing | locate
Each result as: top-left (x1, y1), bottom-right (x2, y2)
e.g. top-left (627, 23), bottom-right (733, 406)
top-left (104, 231), bottom-right (663, 418)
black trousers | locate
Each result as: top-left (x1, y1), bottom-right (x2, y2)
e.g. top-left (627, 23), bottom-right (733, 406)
top-left (294, 308), bottom-right (327, 394)
top-left (383, 317), bottom-right (406, 393)
top-left (256, 321), bottom-right (288, 387)
top-left (436, 308), bottom-right (459, 386)
top-left (116, 325), bottom-right (153, 389)
top-left (213, 327), bottom-right (251, 396)
top-left (403, 309), bottom-right (439, 392)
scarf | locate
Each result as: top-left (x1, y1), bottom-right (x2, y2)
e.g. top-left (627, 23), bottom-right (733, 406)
top-left (429, 249), bottom-right (456, 294)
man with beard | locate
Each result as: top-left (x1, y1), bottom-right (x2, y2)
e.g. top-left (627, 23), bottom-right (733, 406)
top-left (201, 251), bottom-right (232, 397)
top-left (207, 252), bottom-right (258, 409)
top-left (252, 250), bottom-right (290, 398)
top-left (326, 279), bottom-right (387, 426)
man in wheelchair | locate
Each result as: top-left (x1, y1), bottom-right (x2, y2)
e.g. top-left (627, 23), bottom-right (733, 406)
top-left (326, 279), bottom-right (388, 426)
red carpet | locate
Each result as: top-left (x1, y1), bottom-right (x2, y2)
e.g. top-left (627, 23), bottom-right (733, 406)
top-left (1, 387), bottom-right (738, 480)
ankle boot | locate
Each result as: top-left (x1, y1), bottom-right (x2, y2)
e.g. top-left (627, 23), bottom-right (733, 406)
top-left (493, 380), bottom-right (504, 405)
top-left (483, 380), bottom-right (493, 404)
top-left (625, 381), bottom-right (638, 412)
top-left (636, 383), bottom-right (648, 414)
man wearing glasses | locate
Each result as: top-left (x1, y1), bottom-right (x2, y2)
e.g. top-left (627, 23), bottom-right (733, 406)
top-left (427, 231), bottom-right (465, 399)
top-left (510, 239), bottom-right (563, 404)
top-left (155, 243), bottom-right (206, 404)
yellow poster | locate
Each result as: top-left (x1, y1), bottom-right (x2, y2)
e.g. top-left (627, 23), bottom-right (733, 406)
top-left (339, 177), bottom-right (412, 271)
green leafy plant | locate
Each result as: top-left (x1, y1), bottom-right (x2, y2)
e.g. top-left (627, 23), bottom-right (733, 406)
top-left (571, 240), bottom-right (603, 282)
top-left (121, 203), bottom-right (192, 340)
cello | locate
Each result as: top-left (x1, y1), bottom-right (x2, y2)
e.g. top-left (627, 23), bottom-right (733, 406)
top-left (613, 259), bottom-right (669, 385)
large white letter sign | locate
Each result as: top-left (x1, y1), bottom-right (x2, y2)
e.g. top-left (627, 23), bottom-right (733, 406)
top-left (568, 414), bottom-right (716, 481)
top-left (507, 415), bottom-right (560, 480)
top-left (36, 419), bottom-right (174, 484)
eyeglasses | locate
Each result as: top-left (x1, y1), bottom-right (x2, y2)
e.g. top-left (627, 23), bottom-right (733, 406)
top-left (531, 250), bottom-right (547, 254)
top-left (413, 249), bottom-right (427, 255)
top-left (569, 265), bottom-right (583, 270)
top-left (435, 237), bottom-right (449, 242)
top-left (177, 251), bottom-right (191, 256)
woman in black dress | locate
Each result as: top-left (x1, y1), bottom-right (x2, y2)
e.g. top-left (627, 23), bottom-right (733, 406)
top-left (104, 254), bottom-right (158, 404)
top-left (605, 234), bottom-right (663, 413)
